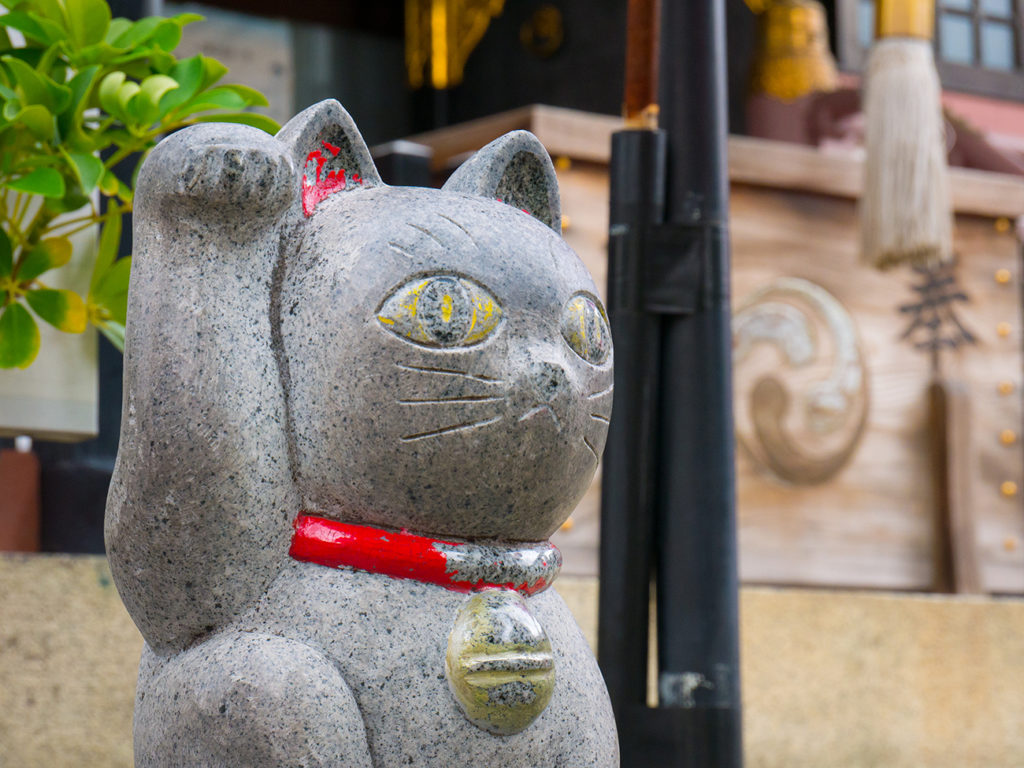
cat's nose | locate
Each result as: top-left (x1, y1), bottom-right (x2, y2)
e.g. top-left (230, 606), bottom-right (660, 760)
top-left (528, 362), bottom-right (568, 403)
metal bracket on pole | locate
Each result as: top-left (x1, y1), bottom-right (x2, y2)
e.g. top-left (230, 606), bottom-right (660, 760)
top-left (643, 223), bottom-right (705, 314)
top-left (608, 221), bottom-right (705, 317)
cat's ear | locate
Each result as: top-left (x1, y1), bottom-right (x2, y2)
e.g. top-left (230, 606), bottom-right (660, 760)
top-left (442, 131), bottom-right (561, 232)
top-left (277, 100), bottom-right (383, 217)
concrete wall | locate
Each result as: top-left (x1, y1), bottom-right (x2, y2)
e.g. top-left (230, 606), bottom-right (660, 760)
top-left (2, 554), bottom-right (1023, 767)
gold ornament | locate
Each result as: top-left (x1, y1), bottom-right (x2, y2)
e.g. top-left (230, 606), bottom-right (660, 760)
top-left (748, 0), bottom-right (838, 102)
top-left (406, 0), bottom-right (505, 89)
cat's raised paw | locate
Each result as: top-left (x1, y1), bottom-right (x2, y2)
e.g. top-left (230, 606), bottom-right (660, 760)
top-left (174, 144), bottom-right (294, 213)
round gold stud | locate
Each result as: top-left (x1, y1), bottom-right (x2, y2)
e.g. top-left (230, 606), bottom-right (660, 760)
top-left (998, 322), bottom-right (1013, 338)
top-left (554, 155), bottom-right (572, 172)
top-left (1004, 536), bottom-right (1019, 552)
top-left (995, 217), bottom-right (1011, 233)
top-left (1001, 429), bottom-right (1018, 446)
top-left (560, 214), bottom-right (571, 232)
top-left (998, 381), bottom-right (1015, 396)
top-left (996, 269), bottom-right (1012, 285)
top-left (1001, 481), bottom-right (1018, 497)
top-left (559, 517), bottom-right (574, 532)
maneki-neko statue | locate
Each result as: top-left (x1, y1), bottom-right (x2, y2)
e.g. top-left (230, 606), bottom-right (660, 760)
top-left (105, 99), bottom-right (618, 767)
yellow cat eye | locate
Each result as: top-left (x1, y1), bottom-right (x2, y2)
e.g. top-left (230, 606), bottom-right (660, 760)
top-left (561, 293), bottom-right (611, 365)
top-left (377, 275), bottom-right (503, 348)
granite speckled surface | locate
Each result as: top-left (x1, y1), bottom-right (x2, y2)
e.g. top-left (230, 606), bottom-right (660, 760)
top-left (104, 99), bottom-right (617, 766)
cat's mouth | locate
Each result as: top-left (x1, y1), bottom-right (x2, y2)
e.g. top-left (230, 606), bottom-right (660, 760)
top-left (518, 403), bottom-right (561, 431)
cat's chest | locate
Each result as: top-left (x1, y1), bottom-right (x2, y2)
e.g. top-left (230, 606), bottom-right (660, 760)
top-left (251, 561), bottom-right (460, 655)
top-left (234, 562), bottom-right (615, 767)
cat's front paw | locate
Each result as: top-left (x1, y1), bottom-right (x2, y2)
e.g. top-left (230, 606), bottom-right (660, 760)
top-left (176, 144), bottom-right (294, 212)
top-left (144, 124), bottom-right (296, 217)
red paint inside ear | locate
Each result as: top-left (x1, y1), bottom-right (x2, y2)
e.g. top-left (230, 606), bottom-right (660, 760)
top-left (301, 140), bottom-right (363, 217)
top-left (493, 197), bottom-right (532, 217)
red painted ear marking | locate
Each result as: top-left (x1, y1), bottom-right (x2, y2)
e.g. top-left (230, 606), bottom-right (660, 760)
top-left (494, 197), bottom-right (533, 217)
top-left (301, 141), bottom-right (366, 217)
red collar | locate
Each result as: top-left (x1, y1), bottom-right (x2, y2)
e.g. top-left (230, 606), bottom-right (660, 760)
top-left (289, 513), bottom-right (561, 596)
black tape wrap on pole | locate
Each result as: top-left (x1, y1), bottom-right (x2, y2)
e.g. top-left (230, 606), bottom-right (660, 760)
top-left (598, 0), bottom-right (742, 765)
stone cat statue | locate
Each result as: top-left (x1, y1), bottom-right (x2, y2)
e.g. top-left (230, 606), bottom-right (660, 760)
top-left (105, 99), bottom-right (618, 767)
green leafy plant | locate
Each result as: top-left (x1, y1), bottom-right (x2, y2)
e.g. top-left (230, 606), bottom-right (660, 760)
top-left (0, 0), bottom-right (279, 368)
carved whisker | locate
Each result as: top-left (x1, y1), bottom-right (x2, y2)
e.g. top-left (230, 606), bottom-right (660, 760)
top-left (407, 222), bottom-right (447, 248)
top-left (589, 413), bottom-right (610, 425)
top-left (586, 384), bottom-right (614, 400)
top-left (582, 436), bottom-right (599, 461)
top-left (437, 213), bottom-right (479, 248)
top-left (388, 242), bottom-right (416, 260)
top-left (401, 415), bottom-right (504, 442)
top-left (396, 363), bottom-right (503, 384)
top-left (400, 396), bottom-right (505, 405)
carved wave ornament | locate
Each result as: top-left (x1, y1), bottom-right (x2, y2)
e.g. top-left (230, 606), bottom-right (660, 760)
top-left (733, 277), bottom-right (869, 485)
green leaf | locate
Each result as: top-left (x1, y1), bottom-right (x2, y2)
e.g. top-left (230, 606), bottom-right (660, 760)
top-left (148, 48), bottom-right (176, 75)
top-left (66, 65), bottom-right (101, 107)
top-left (116, 80), bottom-right (139, 113)
top-left (43, 188), bottom-right (90, 213)
top-left (1, 47), bottom-right (44, 68)
top-left (57, 64), bottom-right (100, 139)
top-left (31, 0), bottom-right (70, 28)
top-left (200, 56), bottom-right (227, 90)
top-left (156, 55), bottom-right (202, 113)
top-left (152, 19), bottom-right (182, 51)
top-left (95, 317), bottom-right (124, 350)
top-left (169, 12), bottom-right (204, 27)
top-left (25, 287), bottom-right (87, 332)
top-left (11, 103), bottom-right (54, 139)
top-left (139, 73), bottom-right (177, 105)
top-left (0, 301), bottom-right (40, 368)
top-left (73, 41), bottom-right (120, 66)
top-left (176, 86), bottom-right (248, 116)
top-left (90, 209), bottom-right (121, 292)
top-left (65, 0), bottom-right (110, 47)
top-left (17, 236), bottom-right (72, 282)
top-left (13, 154), bottom-right (63, 171)
top-left (220, 84), bottom-right (269, 108)
top-left (0, 11), bottom-right (66, 44)
top-left (97, 70), bottom-right (125, 115)
top-left (110, 16), bottom-right (161, 49)
top-left (4, 167), bottom-right (64, 196)
top-left (0, 228), bottom-right (12, 277)
top-left (65, 151), bottom-right (103, 192)
top-left (91, 255), bottom-right (129, 323)
top-left (98, 169), bottom-right (118, 195)
top-left (190, 112), bottom-right (280, 135)
top-left (45, 78), bottom-right (72, 115)
top-left (2, 56), bottom-right (50, 106)
top-left (113, 174), bottom-right (132, 203)
top-left (104, 17), bottom-right (132, 45)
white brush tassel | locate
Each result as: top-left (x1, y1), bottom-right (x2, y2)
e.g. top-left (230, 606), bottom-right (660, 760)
top-left (861, 37), bottom-right (952, 269)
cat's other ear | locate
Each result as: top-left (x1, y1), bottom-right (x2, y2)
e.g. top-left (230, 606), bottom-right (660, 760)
top-left (442, 131), bottom-right (561, 232)
top-left (277, 100), bottom-right (383, 217)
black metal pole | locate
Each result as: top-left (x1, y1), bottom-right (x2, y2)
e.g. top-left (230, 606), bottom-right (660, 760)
top-left (599, 0), bottom-right (741, 764)
top-left (598, 127), bottom-right (666, 718)
top-left (656, 1), bottom-right (742, 766)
